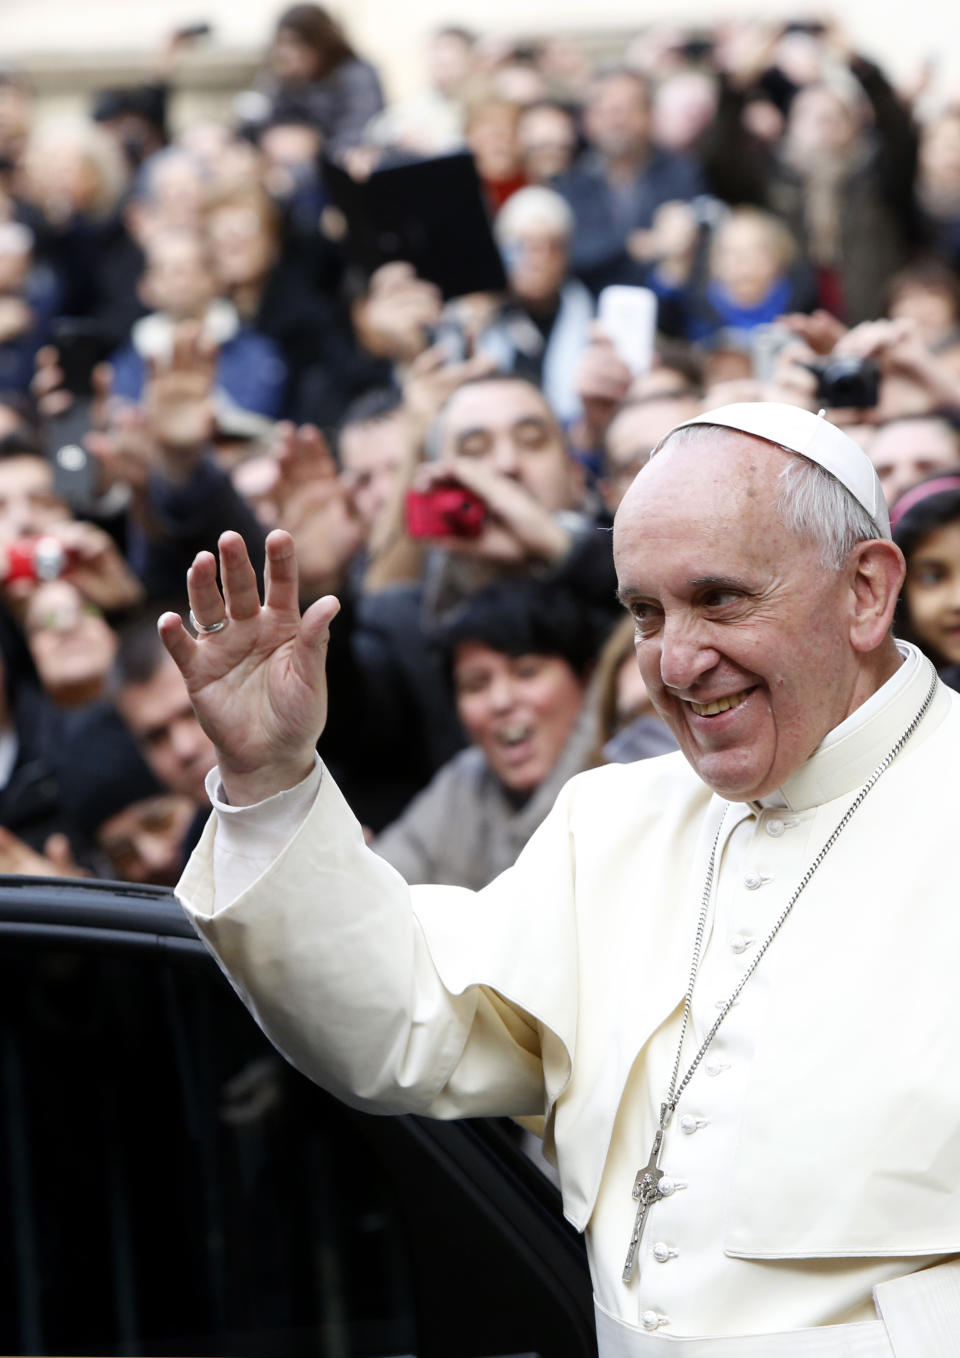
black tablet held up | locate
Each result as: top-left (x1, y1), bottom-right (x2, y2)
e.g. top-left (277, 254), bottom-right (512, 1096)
top-left (322, 152), bottom-right (508, 300)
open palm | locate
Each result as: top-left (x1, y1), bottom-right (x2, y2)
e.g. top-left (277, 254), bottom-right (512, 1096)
top-left (158, 530), bottom-right (339, 805)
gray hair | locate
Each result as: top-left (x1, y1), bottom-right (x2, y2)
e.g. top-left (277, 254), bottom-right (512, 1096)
top-left (494, 186), bottom-right (574, 243)
top-left (656, 424), bottom-right (882, 570)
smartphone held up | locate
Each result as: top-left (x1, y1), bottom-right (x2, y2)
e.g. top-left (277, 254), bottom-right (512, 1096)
top-left (597, 286), bottom-right (658, 377)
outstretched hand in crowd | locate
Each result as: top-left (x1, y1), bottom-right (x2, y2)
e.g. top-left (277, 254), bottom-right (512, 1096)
top-left (0, 827), bottom-right (86, 879)
top-left (158, 529), bottom-right (339, 807)
top-left (267, 422), bottom-right (365, 601)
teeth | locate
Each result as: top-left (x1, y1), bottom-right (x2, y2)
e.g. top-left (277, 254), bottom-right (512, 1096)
top-left (499, 724), bottom-right (532, 745)
top-left (690, 691), bottom-right (749, 717)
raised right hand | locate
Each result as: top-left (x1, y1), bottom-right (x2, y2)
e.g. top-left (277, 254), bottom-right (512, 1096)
top-left (158, 528), bottom-right (339, 806)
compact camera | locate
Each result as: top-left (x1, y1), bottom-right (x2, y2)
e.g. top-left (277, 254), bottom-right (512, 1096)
top-left (405, 486), bottom-right (486, 539)
top-left (1, 536), bottom-right (74, 584)
top-left (809, 356), bottom-right (880, 409)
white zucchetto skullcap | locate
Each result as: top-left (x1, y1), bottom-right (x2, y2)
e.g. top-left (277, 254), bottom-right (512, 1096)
top-left (654, 402), bottom-right (891, 539)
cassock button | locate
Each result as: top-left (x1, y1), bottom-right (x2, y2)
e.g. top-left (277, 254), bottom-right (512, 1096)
top-left (730, 933), bottom-right (749, 954)
top-left (658, 1177), bottom-right (676, 1196)
top-left (744, 872), bottom-right (763, 889)
top-left (652, 1241), bottom-right (677, 1262)
top-left (641, 1309), bottom-right (666, 1331)
top-left (766, 818), bottom-right (785, 837)
top-left (679, 1114), bottom-right (707, 1134)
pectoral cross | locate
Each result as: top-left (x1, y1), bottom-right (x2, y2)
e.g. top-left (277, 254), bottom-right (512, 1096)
top-left (622, 1104), bottom-right (672, 1283)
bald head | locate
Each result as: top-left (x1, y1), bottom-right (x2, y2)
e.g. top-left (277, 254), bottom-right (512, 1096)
top-left (614, 428), bottom-right (904, 800)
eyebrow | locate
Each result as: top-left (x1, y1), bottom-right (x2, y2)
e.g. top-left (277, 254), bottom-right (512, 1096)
top-left (454, 416), bottom-right (551, 446)
top-left (616, 574), bottom-right (749, 605)
top-left (687, 574), bottom-right (749, 591)
top-left (455, 426), bottom-right (493, 445)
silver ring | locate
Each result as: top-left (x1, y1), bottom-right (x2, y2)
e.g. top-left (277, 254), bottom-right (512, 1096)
top-left (189, 608), bottom-right (228, 635)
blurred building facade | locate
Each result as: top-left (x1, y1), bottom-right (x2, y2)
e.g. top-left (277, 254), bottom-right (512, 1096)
top-left (0, 0), bottom-right (955, 129)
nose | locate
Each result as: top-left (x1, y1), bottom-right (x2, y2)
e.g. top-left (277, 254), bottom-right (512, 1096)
top-left (656, 613), bottom-right (721, 693)
top-left (487, 671), bottom-right (517, 714)
top-left (137, 832), bottom-right (177, 878)
top-left (7, 500), bottom-right (37, 538)
top-left (491, 435), bottom-right (521, 480)
top-left (170, 716), bottom-right (205, 766)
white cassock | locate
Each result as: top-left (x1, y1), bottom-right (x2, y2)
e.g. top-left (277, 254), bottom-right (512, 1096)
top-left (176, 644), bottom-right (960, 1356)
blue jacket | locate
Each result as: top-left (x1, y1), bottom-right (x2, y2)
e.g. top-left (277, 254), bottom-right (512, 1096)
top-left (110, 324), bottom-right (287, 419)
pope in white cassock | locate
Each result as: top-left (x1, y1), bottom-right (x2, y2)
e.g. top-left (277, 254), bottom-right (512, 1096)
top-left (165, 404), bottom-right (960, 1357)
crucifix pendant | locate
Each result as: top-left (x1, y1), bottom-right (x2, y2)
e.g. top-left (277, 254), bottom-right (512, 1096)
top-left (621, 1105), bottom-right (671, 1283)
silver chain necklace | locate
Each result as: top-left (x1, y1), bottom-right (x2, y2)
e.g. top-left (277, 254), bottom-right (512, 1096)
top-left (621, 668), bottom-right (938, 1284)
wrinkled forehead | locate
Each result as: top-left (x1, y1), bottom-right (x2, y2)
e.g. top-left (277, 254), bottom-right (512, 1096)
top-left (640, 424), bottom-right (788, 489)
top-left (614, 428), bottom-right (788, 543)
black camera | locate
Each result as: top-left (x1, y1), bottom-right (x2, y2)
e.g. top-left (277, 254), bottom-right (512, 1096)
top-left (808, 356), bottom-right (880, 409)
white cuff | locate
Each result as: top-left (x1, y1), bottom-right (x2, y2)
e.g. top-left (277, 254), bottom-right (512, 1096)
top-left (209, 756), bottom-right (323, 909)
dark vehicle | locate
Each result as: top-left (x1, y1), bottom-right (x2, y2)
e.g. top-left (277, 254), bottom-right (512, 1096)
top-left (0, 875), bottom-right (596, 1358)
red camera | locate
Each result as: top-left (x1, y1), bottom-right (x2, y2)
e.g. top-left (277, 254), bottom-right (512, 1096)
top-left (405, 486), bottom-right (486, 539)
top-left (1, 536), bottom-right (73, 584)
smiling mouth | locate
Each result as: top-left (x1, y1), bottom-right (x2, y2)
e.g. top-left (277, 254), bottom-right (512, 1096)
top-left (496, 722), bottom-right (534, 748)
top-left (689, 690), bottom-right (752, 717)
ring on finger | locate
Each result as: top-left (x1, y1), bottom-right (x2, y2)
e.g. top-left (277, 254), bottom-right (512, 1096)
top-left (189, 608), bottom-right (228, 636)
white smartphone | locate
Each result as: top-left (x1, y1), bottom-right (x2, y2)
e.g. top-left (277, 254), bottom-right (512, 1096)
top-left (598, 285), bottom-right (658, 377)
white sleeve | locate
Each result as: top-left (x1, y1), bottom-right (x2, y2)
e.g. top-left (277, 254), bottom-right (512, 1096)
top-left (206, 757), bottom-right (322, 911)
top-left (177, 760), bottom-right (579, 1124)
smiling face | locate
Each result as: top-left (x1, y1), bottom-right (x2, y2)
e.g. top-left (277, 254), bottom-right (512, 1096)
top-left (903, 519), bottom-right (960, 666)
top-left (614, 431), bottom-right (879, 800)
top-left (453, 642), bottom-right (586, 794)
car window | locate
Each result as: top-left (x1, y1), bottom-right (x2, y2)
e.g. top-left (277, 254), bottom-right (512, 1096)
top-left (0, 944), bottom-right (416, 1356)
top-left (0, 934), bottom-right (595, 1358)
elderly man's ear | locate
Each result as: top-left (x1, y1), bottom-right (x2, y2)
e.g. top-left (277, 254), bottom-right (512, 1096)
top-left (847, 540), bottom-right (906, 653)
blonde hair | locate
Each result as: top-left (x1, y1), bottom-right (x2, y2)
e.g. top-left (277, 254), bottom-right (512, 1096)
top-left (589, 614), bottom-right (641, 757)
top-left (25, 117), bottom-right (128, 220)
top-left (710, 206), bottom-right (798, 274)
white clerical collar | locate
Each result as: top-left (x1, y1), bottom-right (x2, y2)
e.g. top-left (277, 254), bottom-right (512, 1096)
top-left (753, 642), bottom-right (942, 813)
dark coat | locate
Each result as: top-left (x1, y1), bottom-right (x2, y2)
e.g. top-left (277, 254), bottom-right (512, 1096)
top-left (697, 59), bottom-right (919, 324)
top-left (553, 149), bottom-right (706, 292)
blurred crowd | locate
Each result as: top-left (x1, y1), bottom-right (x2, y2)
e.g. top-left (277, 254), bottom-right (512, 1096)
top-left (1, 4), bottom-right (960, 892)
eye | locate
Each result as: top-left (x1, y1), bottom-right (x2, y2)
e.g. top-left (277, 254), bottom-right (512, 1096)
top-left (911, 563), bottom-right (946, 587)
top-left (514, 420), bottom-right (550, 450)
top-left (454, 670), bottom-right (490, 696)
top-left (511, 655), bottom-right (545, 679)
top-left (629, 601), bottom-right (662, 636)
top-left (702, 588), bottom-right (741, 608)
top-left (456, 434), bottom-right (492, 460)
